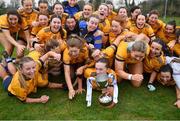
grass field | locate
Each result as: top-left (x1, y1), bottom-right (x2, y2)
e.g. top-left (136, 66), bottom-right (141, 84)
top-left (0, 48), bottom-right (180, 120)
top-left (160, 17), bottom-right (180, 25)
top-left (0, 16), bottom-right (180, 119)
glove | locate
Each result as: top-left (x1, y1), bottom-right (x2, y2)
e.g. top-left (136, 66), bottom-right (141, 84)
top-left (147, 83), bottom-right (156, 91)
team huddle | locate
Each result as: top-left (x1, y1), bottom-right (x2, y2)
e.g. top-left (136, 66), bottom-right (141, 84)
top-left (0, 0), bottom-right (179, 108)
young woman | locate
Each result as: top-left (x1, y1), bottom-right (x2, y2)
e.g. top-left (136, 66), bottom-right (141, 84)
top-left (63, 34), bottom-right (89, 99)
top-left (62, 0), bottom-right (80, 16)
top-left (143, 39), bottom-right (166, 91)
top-left (95, 3), bottom-right (111, 47)
top-left (28, 39), bottom-right (66, 87)
top-left (115, 40), bottom-right (149, 87)
top-left (74, 3), bottom-right (93, 22)
top-left (118, 7), bottom-right (128, 18)
top-left (129, 6), bottom-right (141, 25)
top-left (31, 12), bottom-right (49, 37)
top-left (18, 0), bottom-right (38, 32)
top-left (147, 10), bottom-right (165, 34)
top-left (36, 0), bottom-right (49, 13)
top-left (0, 55), bottom-right (59, 103)
top-left (79, 14), bottom-right (103, 49)
top-left (169, 30), bottom-right (180, 57)
top-left (156, 20), bottom-right (176, 44)
top-left (52, 2), bottom-right (68, 27)
top-left (153, 57), bottom-right (180, 108)
top-left (109, 15), bottom-right (132, 44)
top-left (33, 15), bottom-right (67, 52)
top-left (0, 10), bottom-right (30, 57)
top-left (86, 57), bottom-right (118, 108)
top-left (105, 1), bottom-right (117, 23)
top-left (65, 15), bottom-right (79, 36)
top-left (129, 14), bottom-right (156, 42)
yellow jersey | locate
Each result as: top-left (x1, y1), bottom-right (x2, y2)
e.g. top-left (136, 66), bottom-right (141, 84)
top-left (36, 26), bottom-right (67, 44)
top-left (8, 60), bottom-right (43, 101)
top-left (143, 53), bottom-right (166, 73)
top-left (63, 46), bottom-right (89, 65)
top-left (156, 25), bottom-right (176, 44)
top-left (129, 23), bottom-right (155, 39)
top-left (18, 9), bottom-right (38, 31)
top-left (116, 41), bottom-right (149, 64)
top-left (0, 14), bottom-right (28, 34)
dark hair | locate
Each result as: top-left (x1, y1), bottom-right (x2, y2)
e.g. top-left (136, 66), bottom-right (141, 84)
top-left (37, 12), bottom-right (49, 19)
top-left (176, 30), bottom-right (180, 38)
top-left (7, 9), bottom-right (22, 25)
top-left (159, 64), bottom-right (173, 76)
top-left (65, 15), bottom-right (79, 36)
top-left (96, 57), bottom-right (109, 68)
top-left (130, 6), bottom-right (140, 13)
top-left (118, 7), bottom-right (128, 14)
top-left (105, 1), bottom-right (113, 6)
top-left (21, 0), bottom-right (32, 6)
top-left (151, 38), bottom-right (164, 48)
top-left (38, 0), bottom-right (48, 5)
top-left (136, 14), bottom-right (146, 21)
top-left (149, 9), bottom-right (159, 17)
top-left (50, 15), bottom-right (66, 39)
top-left (52, 2), bottom-right (63, 11)
top-left (166, 20), bottom-right (176, 33)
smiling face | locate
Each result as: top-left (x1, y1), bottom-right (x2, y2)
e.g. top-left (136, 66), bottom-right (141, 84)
top-left (53, 4), bottom-right (64, 16)
top-left (87, 17), bottom-right (99, 32)
top-left (38, 3), bottom-right (48, 13)
top-left (8, 15), bottom-right (19, 26)
top-left (111, 20), bottom-right (123, 35)
top-left (136, 14), bottom-right (146, 29)
top-left (95, 62), bottom-right (107, 75)
top-left (160, 71), bottom-right (171, 83)
top-left (38, 14), bottom-right (49, 27)
top-left (83, 4), bottom-right (93, 19)
top-left (149, 42), bottom-right (162, 58)
top-left (22, 0), bottom-right (33, 13)
top-left (165, 24), bottom-right (175, 34)
top-left (118, 8), bottom-right (127, 17)
top-left (68, 46), bottom-right (80, 58)
top-left (131, 8), bottom-right (141, 20)
top-left (130, 51), bottom-right (145, 61)
top-left (66, 18), bottom-right (76, 30)
top-left (20, 61), bottom-right (36, 80)
top-left (50, 17), bottom-right (61, 33)
top-left (98, 4), bottom-right (109, 20)
top-left (68, 0), bottom-right (77, 7)
top-left (148, 14), bottom-right (158, 25)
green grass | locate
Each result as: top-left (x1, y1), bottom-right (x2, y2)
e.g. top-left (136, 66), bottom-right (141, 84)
top-left (160, 16), bottom-right (180, 25)
top-left (0, 78), bottom-right (179, 120)
top-left (0, 17), bottom-right (180, 119)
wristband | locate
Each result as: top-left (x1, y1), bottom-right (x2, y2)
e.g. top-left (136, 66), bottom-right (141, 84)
top-left (128, 74), bottom-right (132, 80)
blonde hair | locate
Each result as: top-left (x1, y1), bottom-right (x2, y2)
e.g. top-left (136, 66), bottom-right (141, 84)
top-left (17, 57), bottom-right (35, 88)
top-left (67, 34), bottom-right (85, 49)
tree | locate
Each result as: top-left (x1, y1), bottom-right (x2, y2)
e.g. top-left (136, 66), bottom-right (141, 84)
top-left (124, 0), bottom-right (135, 9)
top-left (0, 0), bottom-right (6, 15)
